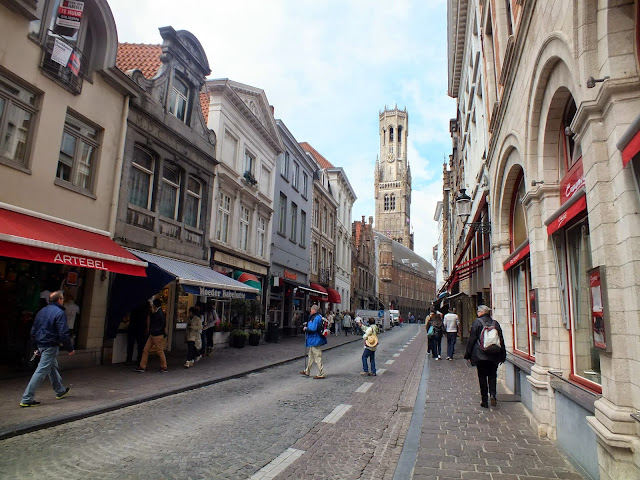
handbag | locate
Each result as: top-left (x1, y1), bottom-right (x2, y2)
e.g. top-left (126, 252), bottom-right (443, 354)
top-left (427, 325), bottom-right (435, 337)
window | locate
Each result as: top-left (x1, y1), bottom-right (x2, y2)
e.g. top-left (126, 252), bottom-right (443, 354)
top-left (302, 172), bottom-right (309, 197)
top-left (169, 76), bottom-right (189, 123)
top-left (398, 125), bottom-right (403, 144)
top-left (312, 242), bottom-right (318, 273)
top-left (257, 216), bottom-right (266, 257)
top-left (184, 176), bottom-right (202, 228)
top-left (390, 194), bottom-right (396, 211)
top-left (239, 205), bottom-right (250, 251)
top-left (389, 126), bottom-right (394, 142)
top-left (216, 192), bottom-right (231, 243)
top-left (560, 98), bottom-right (579, 176)
top-left (511, 176), bottom-right (527, 249)
top-left (323, 206), bottom-right (328, 233)
top-left (384, 194), bottom-right (389, 211)
top-left (0, 74), bottom-right (37, 168)
top-left (244, 150), bottom-right (255, 175)
top-left (329, 213), bottom-right (334, 237)
top-left (279, 193), bottom-right (287, 235)
top-left (290, 202), bottom-right (297, 241)
top-left (129, 146), bottom-right (154, 209)
top-left (510, 259), bottom-right (533, 356)
top-left (300, 210), bottom-right (307, 247)
top-left (292, 162), bottom-right (299, 189)
top-left (281, 152), bottom-right (289, 179)
top-left (158, 164), bottom-right (181, 219)
top-left (56, 112), bottom-right (100, 191)
top-left (313, 199), bottom-right (320, 227)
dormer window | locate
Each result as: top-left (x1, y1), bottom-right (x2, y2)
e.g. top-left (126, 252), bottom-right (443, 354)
top-left (169, 76), bottom-right (189, 123)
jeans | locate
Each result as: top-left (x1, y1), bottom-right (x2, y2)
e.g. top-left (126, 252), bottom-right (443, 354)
top-left (446, 332), bottom-right (458, 358)
top-left (476, 360), bottom-right (498, 403)
top-left (304, 346), bottom-right (324, 377)
top-left (429, 336), bottom-right (442, 358)
top-left (139, 335), bottom-right (167, 369)
top-left (187, 341), bottom-right (197, 361)
top-left (362, 348), bottom-right (376, 374)
top-left (21, 346), bottom-right (66, 402)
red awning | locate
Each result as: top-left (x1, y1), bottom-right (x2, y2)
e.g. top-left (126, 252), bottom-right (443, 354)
top-left (503, 243), bottom-right (530, 271)
top-left (326, 288), bottom-right (341, 304)
top-left (0, 208), bottom-right (147, 276)
top-left (309, 282), bottom-right (328, 302)
top-left (545, 193), bottom-right (587, 236)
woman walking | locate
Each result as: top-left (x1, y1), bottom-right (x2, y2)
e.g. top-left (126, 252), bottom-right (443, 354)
top-left (464, 305), bottom-right (506, 408)
top-left (184, 307), bottom-right (202, 368)
top-left (426, 311), bottom-right (445, 359)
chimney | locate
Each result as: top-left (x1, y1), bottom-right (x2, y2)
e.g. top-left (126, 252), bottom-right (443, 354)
top-left (369, 216), bottom-right (373, 225)
top-left (362, 215), bottom-right (365, 224)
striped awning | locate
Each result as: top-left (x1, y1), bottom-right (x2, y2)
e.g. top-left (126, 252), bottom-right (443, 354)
top-left (233, 270), bottom-right (262, 292)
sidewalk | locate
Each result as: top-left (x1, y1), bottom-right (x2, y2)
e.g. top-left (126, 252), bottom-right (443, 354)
top-left (0, 333), bottom-right (362, 440)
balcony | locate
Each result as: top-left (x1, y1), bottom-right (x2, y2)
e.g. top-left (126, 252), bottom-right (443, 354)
top-left (243, 170), bottom-right (258, 187)
top-left (40, 30), bottom-right (86, 95)
top-left (318, 268), bottom-right (331, 285)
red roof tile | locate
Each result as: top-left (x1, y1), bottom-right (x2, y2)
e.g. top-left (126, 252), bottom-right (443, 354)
top-left (116, 43), bottom-right (163, 79)
top-left (299, 142), bottom-right (334, 169)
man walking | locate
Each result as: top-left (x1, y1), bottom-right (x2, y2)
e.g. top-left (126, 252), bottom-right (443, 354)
top-left (135, 298), bottom-right (168, 372)
top-left (20, 291), bottom-right (74, 407)
top-left (443, 307), bottom-right (460, 360)
top-left (300, 304), bottom-right (327, 379)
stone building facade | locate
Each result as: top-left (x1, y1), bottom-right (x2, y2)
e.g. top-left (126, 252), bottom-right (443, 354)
top-left (446, 1), bottom-right (640, 478)
top-left (352, 216), bottom-right (378, 311)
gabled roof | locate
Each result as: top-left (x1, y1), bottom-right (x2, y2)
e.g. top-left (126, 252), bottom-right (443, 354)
top-left (299, 142), bottom-right (334, 169)
top-left (116, 43), bottom-right (163, 79)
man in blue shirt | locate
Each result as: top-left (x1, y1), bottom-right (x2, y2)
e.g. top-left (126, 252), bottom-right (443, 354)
top-left (300, 304), bottom-right (327, 379)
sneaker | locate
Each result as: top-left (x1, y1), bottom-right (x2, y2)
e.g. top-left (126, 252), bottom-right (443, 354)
top-left (480, 401), bottom-right (489, 408)
top-left (368, 373), bottom-right (377, 376)
top-left (435, 357), bottom-right (439, 361)
top-left (300, 370), bottom-right (309, 376)
top-left (438, 355), bottom-right (441, 359)
top-left (184, 361), bottom-right (191, 368)
top-left (134, 367), bottom-right (146, 372)
top-left (447, 357), bottom-right (453, 361)
top-left (56, 387), bottom-right (70, 399)
top-left (159, 367), bottom-right (168, 373)
top-left (195, 356), bottom-right (202, 363)
top-left (490, 396), bottom-right (497, 407)
top-left (313, 375), bottom-right (326, 379)
top-left (360, 371), bottom-right (369, 375)
top-left (19, 400), bottom-right (41, 408)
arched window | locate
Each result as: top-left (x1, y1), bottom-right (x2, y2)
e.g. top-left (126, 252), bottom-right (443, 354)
top-left (390, 194), bottom-right (396, 211)
top-left (560, 98), bottom-right (579, 176)
top-left (389, 127), bottom-right (394, 142)
top-left (384, 194), bottom-right (389, 211)
top-left (397, 125), bottom-right (403, 144)
top-left (510, 174), bottom-right (527, 250)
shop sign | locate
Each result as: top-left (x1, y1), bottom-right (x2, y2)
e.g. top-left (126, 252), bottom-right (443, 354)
top-left (214, 251), bottom-right (267, 276)
top-left (503, 243), bottom-right (530, 271)
top-left (54, 252), bottom-right (106, 270)
top-left (194, 286), bottom-right (256, 300)
top-left (284, 270), bottom-right (297, 281)
top-left (560, 159), bottom-right (585, 204)
top-left (56, 1), bottom-right (84, 30)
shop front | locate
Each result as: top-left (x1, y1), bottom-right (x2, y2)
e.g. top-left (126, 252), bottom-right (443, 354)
top-left (268, 269), bottom-right (315, 337)
top-left (0, 206), bottom-right (147, 376)
top-left (106, 250), bottom-right (259, 363)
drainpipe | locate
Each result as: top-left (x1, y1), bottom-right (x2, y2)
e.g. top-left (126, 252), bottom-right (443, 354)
top-left (108, 95), bottom-right (130, 236)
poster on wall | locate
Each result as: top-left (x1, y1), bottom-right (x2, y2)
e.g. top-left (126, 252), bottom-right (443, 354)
top-left (588, 266), bottom-right (610, 352)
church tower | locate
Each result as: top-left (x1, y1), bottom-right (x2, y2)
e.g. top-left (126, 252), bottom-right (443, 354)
top-left (374, 106), bottom-right (413, 250)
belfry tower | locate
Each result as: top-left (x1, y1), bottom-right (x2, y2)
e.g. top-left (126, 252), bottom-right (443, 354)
top-left (374, 106), bottom-right (413, 250)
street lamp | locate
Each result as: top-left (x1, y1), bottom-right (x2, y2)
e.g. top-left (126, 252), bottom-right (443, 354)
top-left (456, 188), bottom-right (491, 234)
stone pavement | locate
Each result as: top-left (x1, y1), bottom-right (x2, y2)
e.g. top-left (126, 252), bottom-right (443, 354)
top-left (0, 332), bottom-right (362, 440)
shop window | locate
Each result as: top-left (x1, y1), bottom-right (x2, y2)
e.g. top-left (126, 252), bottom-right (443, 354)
top-left (239, 205), bottom-right (250, 251)
top-left (168, 75), bottom-right (189, 123)
top-left (184, 176), bottom-right (202, 229)
top-left (509, 259), bottom-right (534, 357)
top-left (279, 193), bottom-right (287, 235)
top-left (216, 192), bottom-right (231, 243)
top-left (158, 163), bottom-right (181, 220)
top-left (290, 202), bottom-right (297, 241)
top-left (0, 73), bottom-right (38, 168)
top-left (292, 162), bottom-right (299, 189)
top-left (257, 216), bottom-right (266, 257)
top-left (300, 210), bottom-right (307, 247)
top-left (56, 111), bottom-right (100, 192)
top-left (281, 151), bottom-right (289, 179)
top-left (129, 145), bottom-right (155, 209)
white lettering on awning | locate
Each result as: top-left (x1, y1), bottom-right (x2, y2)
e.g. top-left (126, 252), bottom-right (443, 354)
top-left (54, 252), bottom-right (106, 270)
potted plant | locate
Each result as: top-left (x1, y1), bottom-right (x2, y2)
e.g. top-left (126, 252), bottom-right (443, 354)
top-left (248, 329), bottom-right (261, 346)
top-left (221, 322), bottom-right (232, 332)
top-left (229, 299), bottom-right (249, 328)
top-left (230, 329), bottom-right (249, 348)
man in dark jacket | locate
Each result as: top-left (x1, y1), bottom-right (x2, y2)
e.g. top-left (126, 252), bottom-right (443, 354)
top-left (464, 305), bottom-right (507, 408)
top-left (135, 298), bottom-right (168, 372)
top-left (20, 291), bottom-right (74, 407)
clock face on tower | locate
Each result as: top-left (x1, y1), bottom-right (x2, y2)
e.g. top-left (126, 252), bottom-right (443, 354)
top-left (387, 152), bottom-right (395, 162)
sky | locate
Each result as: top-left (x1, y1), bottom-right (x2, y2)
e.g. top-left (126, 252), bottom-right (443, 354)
top-left (107, 0), bottom-right (455, 265)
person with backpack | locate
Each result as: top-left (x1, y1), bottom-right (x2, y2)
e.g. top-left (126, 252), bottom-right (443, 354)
top-left (361, 318), bottom-right (379, 376)
top-left (426, 311), bottom-right (445, 359)
top-left (300, 304), bottom-right (328, 379)
top-left (464, 305), bottom-right (506, 408)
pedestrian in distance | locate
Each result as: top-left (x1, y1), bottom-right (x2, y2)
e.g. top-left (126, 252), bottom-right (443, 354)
top-left (184, 306), bottom-right (202, 368)
top-left (425, 309), bottom-right (435, 355)
top-left (426, 311), bottom-right (445, 359)
top-left (300, 304), bottom-right (327, 379)
top-left (135, 298), bottom-right (168, 373)
top-left (327, 310), bottom-right (335, 334)
top-left (361, 318), bottom-right (379, 376)
top-left (335, 310), bottom-right (343, 334)
top-left (201, 302), bottom-right (216, 357)
top-left (443, 307), bottom-right (460, 360)
top-left (20, 291), bottom-right (74, 407)
top-left (125, 300), bottom-right (149, 366)
top-left (342, 311), bottom-right (352, 335)
top-left (464, 305), bottom-right (507, 408)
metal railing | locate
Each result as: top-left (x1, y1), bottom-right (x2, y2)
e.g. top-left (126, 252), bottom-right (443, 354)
top-left (40, 30), bottom-right (86, 95)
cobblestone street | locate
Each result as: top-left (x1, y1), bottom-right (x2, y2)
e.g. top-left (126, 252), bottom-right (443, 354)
top-left (0, 326), bottom-right (585, 479)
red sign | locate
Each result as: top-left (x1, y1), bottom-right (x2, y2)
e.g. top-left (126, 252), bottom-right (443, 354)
top-left (503, 244), bottom-right (530, 271)
top-left (284, 270), bottom-right (297, 281)
top-left (589, 267), bottom-right (606, 350)
top-left (560, 159), bottom-right (585, 204)
top-left (546, 195), bottom-right (587, 236)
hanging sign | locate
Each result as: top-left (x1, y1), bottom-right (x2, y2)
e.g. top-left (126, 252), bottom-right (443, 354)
top-left (560, 159), bottom-right (585, 204)
top-left (56, 1), bottom-right (84, 30)
top-left (51, 38), bottom-right (73, 66)
top-left (588, 266), bottom-right (610, 352)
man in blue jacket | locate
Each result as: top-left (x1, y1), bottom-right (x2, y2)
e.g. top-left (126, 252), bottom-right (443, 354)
top-left (300, 304), bottom-right (327, 379)
top-left (20, 290), bottom-right (75, 407)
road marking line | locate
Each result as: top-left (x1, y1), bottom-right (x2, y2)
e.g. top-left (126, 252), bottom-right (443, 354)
top-left (250, 448), bottom-right (305, 479)
top-left (386, 359), bottom-right (395, 365)
top-left (403, 344), bottom-right (409, 348)
top-left (322, 404), bottom-right (352, 423)
top-left (377, 368), bottom-right (387, 375)
top-left (356, 382), bottom-right (374, 393)
top-left (399, 348), bottom-right (405, 352)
